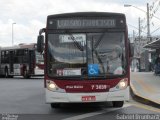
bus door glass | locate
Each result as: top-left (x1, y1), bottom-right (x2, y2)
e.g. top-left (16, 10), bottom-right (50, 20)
top-left (9, 51), bottom-right (14, 73)
top-left (29, 50), bottom-right (35, 73)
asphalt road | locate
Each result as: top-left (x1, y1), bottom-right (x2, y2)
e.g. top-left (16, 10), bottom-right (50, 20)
top-left (0, 77), bottom-right (160, 120)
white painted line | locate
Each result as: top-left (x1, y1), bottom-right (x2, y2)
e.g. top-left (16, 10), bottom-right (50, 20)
top-left (62, 104), bottom-right (131, 120)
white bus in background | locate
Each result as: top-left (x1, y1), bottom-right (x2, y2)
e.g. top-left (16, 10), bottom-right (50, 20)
top-left (0, 43), bottom-right (44, 78)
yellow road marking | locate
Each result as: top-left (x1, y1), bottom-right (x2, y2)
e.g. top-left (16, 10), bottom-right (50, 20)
top-left (132, 103), bottom-right (160, 113)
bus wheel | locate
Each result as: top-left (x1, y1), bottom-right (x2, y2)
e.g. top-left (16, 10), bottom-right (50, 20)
top-left (112, 101), bottom-right (124, 108)
top-left (9, 75), bottom-right (13, 78)
top-left (51, 103), bottom-right (61, 108)
top-left (5, 68), bottom-right (9, 78)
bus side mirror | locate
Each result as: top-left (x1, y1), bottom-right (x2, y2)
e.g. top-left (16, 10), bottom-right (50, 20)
top-left (37, 35), bottom-right (44, 53)
top-left (129, 43), bottom-right (134, 58)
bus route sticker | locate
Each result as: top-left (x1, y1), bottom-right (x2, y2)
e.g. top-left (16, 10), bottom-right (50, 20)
top-left (88, 64), bottom-right (99, 76)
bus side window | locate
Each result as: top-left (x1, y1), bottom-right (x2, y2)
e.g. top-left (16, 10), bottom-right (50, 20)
top-left (1, 51), bottom-right (4, 63)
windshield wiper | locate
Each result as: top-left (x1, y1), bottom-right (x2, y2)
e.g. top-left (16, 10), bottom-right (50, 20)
top-left (91, 33), bottom-right (106, 74)
top-left (94, 32), bottom-right (106, 49)
top-left (94, 49), bottom-right (105, 73)
top-left (69, 34), bottom-right (84, 51)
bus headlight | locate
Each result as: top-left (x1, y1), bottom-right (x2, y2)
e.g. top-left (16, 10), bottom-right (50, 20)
top-left (118, 80), bottom-right (127, 89)
top-left (109, 78), bottom-right (128, 92)
top-left (46, 80), bottom-right (66, 92)
top-left (49, 83), bottom-right (56, 89)
top-left (117, 79), bottom-right (128, 90)
top-left (46, 80), bottom-right (58, 91)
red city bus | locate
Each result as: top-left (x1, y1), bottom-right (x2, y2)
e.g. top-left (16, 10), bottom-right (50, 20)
top-left (0, 43), bottom-right (44, 78)
top-left (37, 12), bottom-right (133, 108)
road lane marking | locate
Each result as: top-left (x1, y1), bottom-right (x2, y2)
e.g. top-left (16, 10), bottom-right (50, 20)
top-left (62, 104), bottom-right (131, 120)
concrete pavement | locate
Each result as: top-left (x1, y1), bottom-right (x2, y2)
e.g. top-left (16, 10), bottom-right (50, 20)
top-left (130, 72), bottom-right (160, 105)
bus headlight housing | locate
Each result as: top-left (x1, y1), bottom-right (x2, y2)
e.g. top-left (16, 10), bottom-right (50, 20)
top-left (109, 78), bottom-right (128, 92)
top-left (46, 80), bottom-right (66, 92)
top-left (118, 79), bottom-right (128, 89)
top-left (49, 83), bottom-right (56, 89)
top-left (46, 80), bottom-right (58, 91)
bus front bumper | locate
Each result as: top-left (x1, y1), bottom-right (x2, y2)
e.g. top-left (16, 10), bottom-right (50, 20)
top-left (45, 87), bottom-right (130, 103)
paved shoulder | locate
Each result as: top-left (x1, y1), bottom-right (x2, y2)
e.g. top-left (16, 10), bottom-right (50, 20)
top-left (130, 72), bottom-right (160, 104)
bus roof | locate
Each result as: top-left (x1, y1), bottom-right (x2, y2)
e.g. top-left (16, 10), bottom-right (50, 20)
top-left (47, 12), bottom-right (126, 19)
top-left (1, 43), bottom-right (36, 51)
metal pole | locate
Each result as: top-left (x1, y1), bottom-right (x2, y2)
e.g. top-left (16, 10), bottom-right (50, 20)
top-left (12, 23), bottom-right (13, 46)
top-left (133, 30), bottom-right (135, 42)
top-left (147, 3), bottom-right (150, 38)
top-left (12, 23), bottom-right (16, 46)
top-left (139, 17), bottom-right (141, 50)
top-left (146, 3), bottom-right (151, 71)
top-left (138, 17), bottom-right (141, 71)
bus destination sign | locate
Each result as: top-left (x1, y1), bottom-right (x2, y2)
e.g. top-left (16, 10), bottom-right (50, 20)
top-left (57, 19), bottom-right (116, 29)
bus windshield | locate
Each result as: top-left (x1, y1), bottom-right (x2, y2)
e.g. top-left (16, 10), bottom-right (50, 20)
top-left (47, 32), bottom-right (126, 78)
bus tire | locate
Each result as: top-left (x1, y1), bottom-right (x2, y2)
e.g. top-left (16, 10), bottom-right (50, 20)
top-left (50, 103), bottom-right (60, 108)
top-left (112, 101), bottom-right (124, 108)
top-left (5, 68), bottom-right (9, 78)
top-left (9, 75), bottom-right (13, 78)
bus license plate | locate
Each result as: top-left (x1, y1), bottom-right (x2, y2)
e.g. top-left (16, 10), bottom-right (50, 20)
top-left (81, 96), bottom-right (96, 102)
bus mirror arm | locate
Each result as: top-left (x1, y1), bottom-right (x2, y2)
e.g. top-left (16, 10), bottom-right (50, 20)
top-left (39, 28), bottom-right (46, 35)
top-left (37, 28), bottom-right (45, 53)
top-left (37, 35), bottom-right (44, 53)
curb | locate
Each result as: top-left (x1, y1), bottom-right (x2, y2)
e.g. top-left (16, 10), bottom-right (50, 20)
top-left (130, 83), bottom-right (160, 108)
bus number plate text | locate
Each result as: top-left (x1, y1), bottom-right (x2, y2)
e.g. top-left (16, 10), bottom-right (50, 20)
top-left (81, 96), bottom-right (96, 102)
top-left (91, 85), bottom-right (109, 90)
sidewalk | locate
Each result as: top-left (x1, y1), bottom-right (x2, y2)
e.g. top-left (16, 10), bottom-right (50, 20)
top-left (130, 72), bottom-right (160, 105)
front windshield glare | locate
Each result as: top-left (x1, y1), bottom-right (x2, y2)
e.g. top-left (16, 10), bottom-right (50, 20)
top-left (47, 32), bottom-right (126, 78)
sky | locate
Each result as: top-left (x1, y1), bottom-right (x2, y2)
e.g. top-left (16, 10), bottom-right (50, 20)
top-left (0, 0), bottom-right (160, 46)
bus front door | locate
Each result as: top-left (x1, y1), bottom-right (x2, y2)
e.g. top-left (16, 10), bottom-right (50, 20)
top-left (29, 50), bottom-right (35, 74)
top-left (9, 51), bottom-right (14, 74)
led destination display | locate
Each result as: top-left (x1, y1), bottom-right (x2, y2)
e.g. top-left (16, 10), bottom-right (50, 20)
top-left (56, 19), bottom-right (116, 29)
